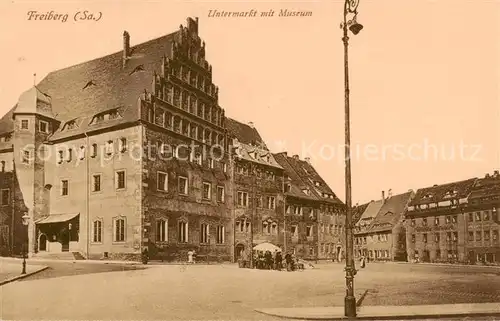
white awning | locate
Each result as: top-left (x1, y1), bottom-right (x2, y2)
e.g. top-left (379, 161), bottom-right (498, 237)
top-left (35, 213), bottom-right (79, 224)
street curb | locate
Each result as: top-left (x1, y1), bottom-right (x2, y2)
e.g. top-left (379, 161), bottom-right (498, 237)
top-left (392, 262), bottom-right (500, 269)
top-left (0, 266), bottom-right (49, 286)
top-left (254, 309), bottom-right (500, 320)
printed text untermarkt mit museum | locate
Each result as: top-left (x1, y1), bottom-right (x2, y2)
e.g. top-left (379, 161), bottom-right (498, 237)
top-left (207, 9), bottom-right (313, 18)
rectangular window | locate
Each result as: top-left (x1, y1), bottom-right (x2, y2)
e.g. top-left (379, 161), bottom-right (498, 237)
top-left (285, 205), bottom-right (291, 214)
top-left (452, 232), bottom-right (458, 242)
top-left (157, 172), bottom-right (168, 191)
top-left (423, 233), bottom-right (428, 243)
top-left (200, 223), bottom-right (209, 243)
top-left (468, 231), bottom-right (474, 241)
top-left (411, 234), bottom-right (415, 243)
top-left (79, 146), bottom-right (85, 160)
top-left (222, 162), bottom-right (227, 173)
top-left (114, 218), bottom-right (126, 242)
top-left (119, 138), bottom-right (127, 153)
top-left (237, 191), bottom-right (248, 207)
top-left (291, 225), bottom-right (298, 236)
top-left (493, 230), bottom-right (499, 242)
top-left (38, 120), bottom-right (48, 133)
top-left (208, 158), bottom-right (214, 169)
top-left (92, 174), bottom-right (101, 192)
top-left (57, 150), bottom-right (64, 164)
top-left (434, 217), bottom-right (439, 225)
top-left (434, 233), bottom-right (440, 242)
top-left (115, 170), bottom-right (126, 190)
top-left (475, 212), bottom-right (482, 221)
top-left (156, 219), bottom-right (168, 242)
top-left (445, 216), bottom-right (451, 224)
top-left (21, 119), bottom-right (29, 130)
top-left (436, 249), bottom-right (441, 259)
top-left (267, 196), bottom-right (276, 209)
top-left (476, 231), bottom-right (482, 241)
top-left (202, 182), bottom-right (211, 199)
top-left (61, 180), bottom-right (69, 196)
top-left (306, 225), bottom-right (313, 237)
top-left (0, 189), bottom-right (9, 206)
top-left (216, 226), bottom-right (225, 244)
top-left (484, 211), bottom-right (490, 221)
top-left (468, 213), bottom-right (474, 222)
top-left (91, 144), bottom-right (98, 157)
top-left (452, 215), bottom-right (457, 223)
top-left (216, 186), bottom-right (225, 203)
top-left (484, 230), bottom-right (490, 241)
top-left (422, 218), bottom-right (427, 226)
top-left (178, 221), bottom-right (188, 243)
top-left (178, 176), bottom-right (188, 195)
top-left (411, 219), bottom-right (415, 227)
top-left (446, 232), bottom-right (451, 242)
top-left (92, 220), bottom-right (102, 243)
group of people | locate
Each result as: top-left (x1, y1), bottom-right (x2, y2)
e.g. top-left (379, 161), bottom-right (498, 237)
top-left (252, 250), bottom-right (304, 271)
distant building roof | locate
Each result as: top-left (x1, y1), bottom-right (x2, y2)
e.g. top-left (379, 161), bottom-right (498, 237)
top-left (273, 152), bottom-right (318, 201)
top-left (356, 199), bottom-right (384, 227)
top-left (368, 191), bottom-right (413, 233)
top-left (225, 118), bottom-right (267, 149)
top-left (234, 141), bottom-right (282, 169)
top-left (468, 171), bottom-right (500, 204)
top-left (409, 178), bottom-right (477, 206)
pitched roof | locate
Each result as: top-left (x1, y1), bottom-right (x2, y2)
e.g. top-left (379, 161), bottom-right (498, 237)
top-left (234, 141), bottom-right (282, 169)
top-left (0, 107), bottom-right (15, 135)
top-left (468, 172), bottom-right (500, 203)
top-left (279, 153), bottom-right (342, 205)
top-left (356, 200), bottom-right (384, 225)
top-left (225, 118), bottom-right (267, 149)
top-left (368, 191), bottom-right (413, 233)
top-left (273, 152), bottom-right (318, 201)
top-left (409, 178), bottom-right (477, 206)
top-left (0, 30), bottom-right (178, 139)
top-left (353, 202), bottom-right (370, 223)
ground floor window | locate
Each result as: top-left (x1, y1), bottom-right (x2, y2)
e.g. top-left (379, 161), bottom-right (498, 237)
top-left (156, 219), bottom-right (168, 242)
top-left (92, 220), bottom-right (102, 243)
top-left (113, 217), bottom-right (125, 242)
top-left (216, 226), bottom-right (225, 244)
top-left (178, 221), bottom-right (188, 243)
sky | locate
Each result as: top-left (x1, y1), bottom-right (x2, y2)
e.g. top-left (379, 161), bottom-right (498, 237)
top-left (0, 0), bottom-right (499, 204)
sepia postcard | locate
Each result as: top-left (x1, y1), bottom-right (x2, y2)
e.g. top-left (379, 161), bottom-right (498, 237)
top-left (0, 0), bottom-right (499, 320)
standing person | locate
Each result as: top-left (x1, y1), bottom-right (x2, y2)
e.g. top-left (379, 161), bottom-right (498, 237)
top-left (265, 251), bottom-right (273, 270)
top-left (187, 249), bottom-right (194, 264)
top-left (275, 251), bottom-right (283, 271)
top-left (360, 256), bottom-right (366, 268)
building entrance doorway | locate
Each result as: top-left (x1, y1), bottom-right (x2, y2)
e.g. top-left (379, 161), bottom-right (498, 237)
top-left (235, 244), bottom-right (245, 261)
top-left (38, 234), bottom-right (47, 251)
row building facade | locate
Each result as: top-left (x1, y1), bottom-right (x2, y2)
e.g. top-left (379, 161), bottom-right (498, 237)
top-left (0, 17), bottom-right (343, 262)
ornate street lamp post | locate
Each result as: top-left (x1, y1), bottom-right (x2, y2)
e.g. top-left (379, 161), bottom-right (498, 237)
top-left (21, 212), bottom-right (30, 274)
top-left (341, 0), bottom-right (363, 317)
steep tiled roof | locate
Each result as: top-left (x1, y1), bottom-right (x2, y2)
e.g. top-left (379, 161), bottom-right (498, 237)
top-left (282, 154), bottom-right (342, 205)
top-left (0, 107), bottom-right (15, 135)
top-left (468, 172), bottom-right (500, 204)
top-left (356, 200), bottom-right (384, 225)
top-left (234, 141), bottom-right (282, 169)
top-left (409, 178), bottom-right (477, 206)
top-left (273, 152), bottom-right (318, 201)
top-left (369, 191), bottom-right (413, 233)
top-left (225, 118), bottom-right (267, 149)
top-left (353, 202), bottom-right (370, 223)
top-left (0, 31), bottom-right (178, 139)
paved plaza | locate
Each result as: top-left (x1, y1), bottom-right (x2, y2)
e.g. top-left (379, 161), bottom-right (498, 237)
top-left (1, 261), bottom-right (499, 320)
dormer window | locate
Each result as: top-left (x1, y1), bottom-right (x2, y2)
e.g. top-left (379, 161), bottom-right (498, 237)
top-left (66, 120), bottom-right (77, 130)
top-left (302, 188), bottom-right (310, 195)
top-left (315, 181), bottom-right (321, 187)
top-left (284, 183), bottom-right (291, 193)
top-left (109, 110), bottom-right (119, 120)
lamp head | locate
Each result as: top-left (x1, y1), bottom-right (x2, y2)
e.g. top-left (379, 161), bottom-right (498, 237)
top-left (349, 22), bottom-right (363, 35)
top-left (21, 213), bottom-right (30, 226)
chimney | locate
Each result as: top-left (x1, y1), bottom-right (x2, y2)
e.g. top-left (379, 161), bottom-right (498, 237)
top-left (388, 189), bottom-right (393, 198)
top-left (293, 154), bottom-right (299, 160)
top-left (123, 31), bottom-right (130, 65)
top-left (247, 122), bottom-right (254, 129)
top-left (304, 157), bottom-right (311, 164)
top-left (381, 190), bottom-right (385, 201)
top-left (494, 170), bottom-right (499, 177)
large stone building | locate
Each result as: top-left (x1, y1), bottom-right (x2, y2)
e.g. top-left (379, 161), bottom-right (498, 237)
top-left (354, 190), bottom-right (413, 261)
top-left (0, 17), bottom-right (342, 262)
top-left (405, 178), bottom-right (477, 263)
top-left (463, 171), bottom-right (500, 264)
top-left (273, 153), bottom-right (345, 261)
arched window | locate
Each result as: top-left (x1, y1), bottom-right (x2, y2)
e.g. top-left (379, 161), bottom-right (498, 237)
top-left (156, 218), bottom-right (168, 242)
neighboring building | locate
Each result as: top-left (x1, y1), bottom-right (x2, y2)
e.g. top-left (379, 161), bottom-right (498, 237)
top-left (463, 171), bottom-right (500, 264)
top-left (228, 119), bottom-right (284, 262)
top-left (274, 153), bottom-right (345, 261)
top-left (405, 178), bottom-right (477, 263)
top-left (354, 190), bottom-right (413, 261)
